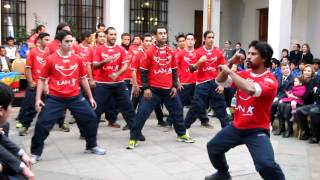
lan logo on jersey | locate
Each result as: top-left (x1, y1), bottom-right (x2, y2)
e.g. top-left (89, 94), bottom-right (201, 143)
top-left (55, 64), bottom-right (78, 76)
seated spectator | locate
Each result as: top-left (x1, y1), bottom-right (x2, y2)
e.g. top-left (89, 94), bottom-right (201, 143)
top-left (223, 40), bottom-right (234, 61)
top-left (270, 58), bottom-right (282, 78)
top-left (294, 64), bottom-right (317, 140)
top-left (277, 77), bottom-right (307, 138)
top-left (18, 43), bottom-right (29, 59)
top-left (313, 58), bottom-right (320, 80)
top-left (281, 48), bottom-right (289, 60)
top-left (232, 42), bottom-right (246, 59)
top-left (0, 46), bottom-right (11, 72)
top-left (4, 37), bottom-right (19, 63)
top-left (301, 43), bottom-right (313, 65)
top-left (290, 62), bottom-right (301, 77)
top-left (281, 57), bottom-right (289, 64)
top-left (289, 43), bottom-right (302, 66)
top-left (272, 62), bottom-right (294, 134)
top-left (280, 77), bottom-right (306, 113)
top-left (0, 82), bottom-right (34, 180)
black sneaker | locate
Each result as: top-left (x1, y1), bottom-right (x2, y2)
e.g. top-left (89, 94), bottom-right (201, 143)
top-left (137, 133), bottom-right (146, 141)
top-left (122, 125), bottom-right (129, 131)
top-left (158, 120), bottom-right (167, 127)
top-left (205, 172), bottom-right (232, 180)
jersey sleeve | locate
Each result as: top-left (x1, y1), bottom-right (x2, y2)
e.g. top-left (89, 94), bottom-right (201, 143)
top-left (25, 50), bottom-right (33, 68)
top-left (78, 58), bottom-right (88, 78)
top-left (92, 46), bottom-right (102, 64)
top-left (140, 51), bottom-right (151, 70)
top-left (130, 52), bottom-right (140, 71)
top-left (120, 48), bottom-right (129, 64)
top-left (252, 75), bottom-right (278, 98)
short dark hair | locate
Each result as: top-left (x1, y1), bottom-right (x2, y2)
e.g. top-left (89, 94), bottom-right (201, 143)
top-left (0, 82), bottom-right (14, 110)
top-left (296, 43), bottom-right (301, 49)
top-left (176, 33), bottom-right (186, 42)
top-left (236, 42), bottom-right (242, 46)
top-left (281, 48), bottom-right (289, 54)
top-left (271, 58), bottom-right (280, 66)
top-left (55, 23), bottom-right (70, 35)
top-left (35, 32), bottom-right (50, 42)
top-left (185, 33), bottom-right (195, 38)
top-left (36, 25), bottom-right (45, 33)
top-left (6, 37), bottom-right (15, 42)
top-left (105, 27), bottom-right (116, 34)
top-left (97, 23), bottom-right (105, 29)
top-left (142, 33), bottom-right (152, 41)
top-left (121, 32), bottom-right (131, 39)
top-left (203, 30), bottom-right (214, 39)
top-left (55, 30), bottom-right (73, 42)
top-left (248, 40), bottom-right (273, 68)
top-left (80, 31), bottom-right (92, 42)
top-left (0, 46), bottom-right (5, 50)
top-left (95, 31), bottom-right (105, 39)
top-left (153, 25), bottom-right (167, 35)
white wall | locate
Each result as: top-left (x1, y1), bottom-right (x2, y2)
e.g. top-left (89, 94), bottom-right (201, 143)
top-left (26, 0), bottom-right (59, 38)
top-left (220, 0), bottom-right (268, 51)
top-left (291, 0), bottom-right (308, 47)
top-left (306, 0), bottom-right (320, 58)
top-left (168, 0), bottom-right (203, 47)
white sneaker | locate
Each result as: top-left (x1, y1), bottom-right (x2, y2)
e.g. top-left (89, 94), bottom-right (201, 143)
top-left (85, 146), bottom-right (106, 155)
top-left (30, 154), bottom-right (40, 164)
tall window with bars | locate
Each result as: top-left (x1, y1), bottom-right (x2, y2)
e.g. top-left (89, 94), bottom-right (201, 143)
top-left (129, 0), bottom-right (168, 35)
top-left (1, 0), bottom-right (26, 44)
top-left (59, 0), bottom-right (103, 37)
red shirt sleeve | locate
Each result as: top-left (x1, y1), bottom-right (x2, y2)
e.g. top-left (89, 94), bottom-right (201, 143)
top-left (120, 47), bottom-right (128, 64)
top-left (253, 75), bottom-right (278, 98)
top-left (78, 58), bottom-right (88, 78)
top-left (140, 50), bottom-right (151, 70)
top-left (92, 46), bottom-right (102, 63)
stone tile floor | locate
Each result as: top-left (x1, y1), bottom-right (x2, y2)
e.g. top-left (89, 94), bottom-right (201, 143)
top-left (8, 107), bottom-right (320, 180)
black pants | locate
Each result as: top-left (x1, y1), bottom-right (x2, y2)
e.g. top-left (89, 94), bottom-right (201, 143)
top-left (207, 124), bottom-right (285, 180)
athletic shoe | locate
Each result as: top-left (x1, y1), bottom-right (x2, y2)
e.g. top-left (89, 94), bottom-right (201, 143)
top-left (16, 121), bottom-right (22, 128)
top-left (59, 123), bottom-right (70, 132)
top-left (176, 134), bottom-right (195, 143)
top-left (19, 127), bottom-right (28, 136)
top-left (126, 139), bottom-right (138, 149)
top-left (204, 172), bottom-right (232, 180)
top-left (30, 154), bottom-right (41, 164)
top-left (122, 124), bottom-right (129, 131)
top-left (85, 146), bottom-right (106, 155)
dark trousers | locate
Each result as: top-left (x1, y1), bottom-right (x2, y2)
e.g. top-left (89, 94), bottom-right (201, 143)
top-left (132, 92), bottom-right (164, 122)
top-left (130, 88), bottom-right (186, 140)
top-left (207, 124), bottom-right (285, 180)
top-left (278, 102), bottom-right (300, 132)
top-left (223, 87), bottom-right (236, 107)
top-left (295, 104), bottom-right (319, 135)
top-left (94, 82), bottom-right (135, 128)
top-left (167, 84), bottom-right (209, 126)
top-left (31, 95), bottom-right (98, 156)
top-left (19, 88), bottom-right (65, 128)
top-left (310, 106), bottom-right (320, 138)
top-left (124, 79), bottom-right (132, 99)
top-left (271, 99), bottom-right (280, 125)
top-left (185, 80), bottom-right (229, 128)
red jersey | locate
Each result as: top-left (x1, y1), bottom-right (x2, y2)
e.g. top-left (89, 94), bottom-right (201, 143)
top-left (195, 46), bottom-right (226, 84)
top-left (92, 44), bottom-right (128, 83)
top-left (40, 51), bottom-right (87, 98)
top-left (74, 44), bottom-right (93, 64)
top-left (176, 49), bottom-right (197, 84)
top-left (26, 47), bottom-right (50, 82)
top-left (27, 33), bottom-right (39, 46)
top-left (140, 45), bottom-right (176, 89)
top-left (130, 47), bottom-right (145, 87)
top-left (120, 47), bottom-right (136, 80)
top-left (233, 70), bottom-right (278, 130)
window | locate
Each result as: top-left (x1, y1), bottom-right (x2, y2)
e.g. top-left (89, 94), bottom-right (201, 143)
top-left (59, 0), bottom-right (103, 36)
top-left (1, 0), bottom-right (27, 44)
top-left (130, 0), bottom-right (168, 35)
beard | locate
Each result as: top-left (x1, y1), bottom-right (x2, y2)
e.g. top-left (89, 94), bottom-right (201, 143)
top-left (246, 60), bottom-right (259, 69)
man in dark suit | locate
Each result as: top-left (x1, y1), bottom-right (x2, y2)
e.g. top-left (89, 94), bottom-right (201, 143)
top-left (289, 43), bottom-right (302, 66)
top-left (0, 82), bottom-right (34, 180)
top-left (0, 46), bottom-right (11, 72)
top-left (272, 62), bottom-right (294, 135)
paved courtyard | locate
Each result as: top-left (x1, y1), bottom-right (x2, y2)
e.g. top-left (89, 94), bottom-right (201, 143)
top-left (8, 107), bottom-right (320, 180)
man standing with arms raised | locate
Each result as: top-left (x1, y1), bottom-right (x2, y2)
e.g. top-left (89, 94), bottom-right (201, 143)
top-left (205, 40), bottom-right (285, 180)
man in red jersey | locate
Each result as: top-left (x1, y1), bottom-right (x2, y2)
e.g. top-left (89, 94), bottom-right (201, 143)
top-left (205, 40), bottom-right (285, 180)
top-left (185, 30), bottom-right (230, 129)
top-left (120, 32), bottom-right (133, 97)
top-left (30, 31), bottom-right (105, 164)
top-left (27, 25), bottom-right (46, 49)
top-left (173, 33), bottom-right (186, 56)
top-left (92, 27), bottom-right (135, 130)
top-left (166, 33), bottom-right (210, 129)
top-left (18, 33), bottom-right (51, 136)
top-left (127, 26), bottom-right (195, 149)
top-left (47, 23), bottom-right (72, 55)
